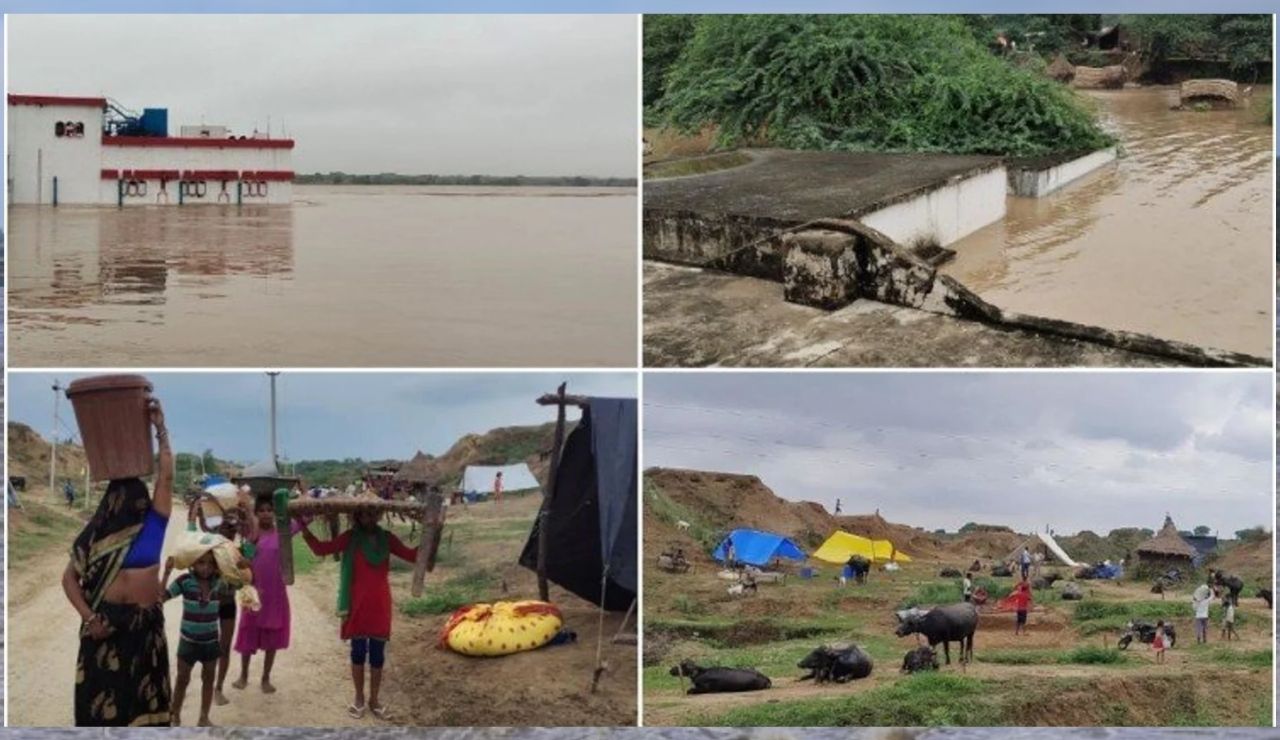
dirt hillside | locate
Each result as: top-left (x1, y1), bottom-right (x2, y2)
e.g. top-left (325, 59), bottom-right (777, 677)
top-left (8, 421), bottom-right (89, 484)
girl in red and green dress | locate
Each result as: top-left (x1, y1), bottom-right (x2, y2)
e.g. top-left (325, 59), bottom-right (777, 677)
top-left (297, 509), bottom-right (417, 721)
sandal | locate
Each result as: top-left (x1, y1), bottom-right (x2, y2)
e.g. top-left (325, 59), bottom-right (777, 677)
top-left (370, 704), bottom-right (391, 721)
top-left (347, 703), bottom-right (366, 719)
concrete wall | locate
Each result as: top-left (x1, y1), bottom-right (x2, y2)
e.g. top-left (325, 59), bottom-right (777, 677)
top-left (857, 166), bottom-right (1007, 248)
top-left (1007, 148), bottom-right (1117, 198)
top-left (9, 101), bottom-right (105, 205)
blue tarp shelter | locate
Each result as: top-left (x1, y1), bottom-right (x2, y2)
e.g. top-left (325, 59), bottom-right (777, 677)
top-left (713, 528), bottom-right (806, 567)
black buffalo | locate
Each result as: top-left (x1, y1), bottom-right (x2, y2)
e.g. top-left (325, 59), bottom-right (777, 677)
top-left (991, 564), bottom-right (1013, 577)
top-left (894, 602), bottom-right (978, 665)
top-left (669, 660), bottom-right (771, 694)
top-left (797, 644), bottom-right (873, 683)
top-left (1257, 588), bottom-right (1272, 609)
top-left (939, 568), bottom-right (963, 578)
top-left (901, 646), bottom-right (939, 674)
top-left (1211, 571), bottom-right (1244, 606)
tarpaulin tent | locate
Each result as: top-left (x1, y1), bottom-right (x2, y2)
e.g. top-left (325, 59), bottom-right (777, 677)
top-left (872, 539), bottom-right (912, 563)
top-left (712, 528), bottom-right (806, 567)
top-left (519, 398), bottom-right (636, 611)
top-left (812, 531), bottom-right (876, 564)
top-left (813, 531), bottom-right (911, 564)
top-left (461, 464), bottom-right (540, 496)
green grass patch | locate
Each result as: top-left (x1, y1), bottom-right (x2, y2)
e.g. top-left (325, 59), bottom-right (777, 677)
top-left (898, 576), bottom-right (1010, 609)
top-left (8, 502), bottom-right (88, 565)
top-left (645, 481), bottom-right (720, 552)
top-left (1206, 648), bottom-right (1271, 669)
top-left (702, 672), bottom-right (1003, 726)
top-left (1070, 599), bottom-right (1236, 635)
top-left (1059, 646), bottom-right (1126, 665)
top-left (400, 569), bottom-right (499, 617)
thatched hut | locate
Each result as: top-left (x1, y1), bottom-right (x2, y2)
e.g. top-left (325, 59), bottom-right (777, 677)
top-left (393, 451), bottom-right (442, 497)
top-left (1133, 515), bottom-right (1196, 576)
top-left (1178, 79), bottom-right (1242, 109)
top-left (1046, 53), bottom-right (1075, 83)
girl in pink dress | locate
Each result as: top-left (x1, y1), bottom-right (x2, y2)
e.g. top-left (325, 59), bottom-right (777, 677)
top-left (232, 495), bottom-right (301, 693)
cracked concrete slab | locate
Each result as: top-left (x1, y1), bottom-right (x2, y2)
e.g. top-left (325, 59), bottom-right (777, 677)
top-left (643, 262), bottom-right (1177, 368)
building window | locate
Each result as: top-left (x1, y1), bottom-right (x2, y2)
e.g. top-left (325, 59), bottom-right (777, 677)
top-left (54, 121), bottom-right (86, 138)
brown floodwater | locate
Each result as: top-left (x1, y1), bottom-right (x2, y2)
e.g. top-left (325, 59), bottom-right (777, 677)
top-left (8, 185), bottom-right (637, 367)
top-left (943, 86), bottom-right (1273, 358)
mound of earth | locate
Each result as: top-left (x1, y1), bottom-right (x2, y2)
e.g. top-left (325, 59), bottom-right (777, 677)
top-left (7, 421), bottom-right (89, 485)
top-left (1212, 536), bottom-right (1272, 582)
top-left (645, 467), bottom-right (837, 551)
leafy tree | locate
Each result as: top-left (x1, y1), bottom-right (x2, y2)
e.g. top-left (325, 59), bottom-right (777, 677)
top-left (644, 15), bottom-right (700, 107)
top-left (1234, 526), bottom-right (1268, 543)
top-left (1193, 525), bottom-right (1211, 536)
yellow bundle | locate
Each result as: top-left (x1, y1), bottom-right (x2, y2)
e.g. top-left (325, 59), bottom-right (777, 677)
top-left (438, 600), bottom-right (563, 657)
top-left (170, 531), bottom-right (261, 612)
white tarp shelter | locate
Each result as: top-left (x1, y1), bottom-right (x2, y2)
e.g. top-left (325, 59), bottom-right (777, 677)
top-left (461, 463), bottom-right (540, 495)
top-left (1036, 531), bottom-right (1082, 567)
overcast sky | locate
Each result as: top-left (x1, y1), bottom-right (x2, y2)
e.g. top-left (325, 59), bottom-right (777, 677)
top-left (644, 373), bottom-right (1272, 537)
top-left (9, 371), bottom-right (635, 463)
top-left (8, 15), bottom-right (637, 176)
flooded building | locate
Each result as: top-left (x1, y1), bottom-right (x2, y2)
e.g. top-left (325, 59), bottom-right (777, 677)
top-left (7, 93), bottom-right (294, 206)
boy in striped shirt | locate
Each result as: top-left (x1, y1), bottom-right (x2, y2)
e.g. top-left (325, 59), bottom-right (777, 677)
top-left (164, 551), bottom-right (231, 726)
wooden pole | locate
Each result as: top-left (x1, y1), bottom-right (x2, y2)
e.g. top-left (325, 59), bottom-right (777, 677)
top-left (273, 488), bottom-right (294, 586)
top-left (538, 382), bottom-right (569, 602)
top-left (412, 489), bottom-right (445, 597)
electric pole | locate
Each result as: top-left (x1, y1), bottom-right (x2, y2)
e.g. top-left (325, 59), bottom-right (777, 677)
top-left (50, 380), bottom-right (63, 491)
top-left (267, 372), bottom-right (280, 470)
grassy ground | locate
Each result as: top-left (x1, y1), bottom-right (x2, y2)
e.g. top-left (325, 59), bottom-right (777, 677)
top-left (644, 556), bottom-right (1273, 726)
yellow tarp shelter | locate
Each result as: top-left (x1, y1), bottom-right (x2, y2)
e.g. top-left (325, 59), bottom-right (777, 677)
top-left (813, 530), bottom-right (911, 564)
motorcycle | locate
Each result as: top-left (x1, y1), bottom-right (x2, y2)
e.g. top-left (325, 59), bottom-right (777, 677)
top-left (1118, 619), bottom-right (1176, 650)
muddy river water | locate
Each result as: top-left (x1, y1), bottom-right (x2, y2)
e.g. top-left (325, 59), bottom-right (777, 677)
top-left (943, 86), bottom-right (1273, 358)
top-left (7, 185), bottom-right (637, 367)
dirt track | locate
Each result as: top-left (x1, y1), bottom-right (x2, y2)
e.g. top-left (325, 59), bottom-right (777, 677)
top-left (8, 504), bottom-right (388, 727)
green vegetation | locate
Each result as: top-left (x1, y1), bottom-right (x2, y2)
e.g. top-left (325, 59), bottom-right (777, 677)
top-left (1122, 15), bottom-right (1272, 76)
top-left (705, 672), bottom-right (1002, 726)
top-left (1072, 598), bottom-right (1242, 635)
top-left (645, 481), bottom-right (721, 552)
top-left (8, 502), bottom-right (86, 565)
top-left (898, 576), bottom-right (1011, 608)
top-left (296, 173), bottom-right (636, 188)
top-left (401, 569), bottom-right (499, 616)
top-left (1207, 648), bottom-right (1272, 669)
top-left (978, 646), bottom-right (1128, 665)
top-left (1060, 645), bottom-right (1126, 664)
top-left (647, 15), bottom-right (1115, 156)
top-left (645, 151), bottom-right (752, 179)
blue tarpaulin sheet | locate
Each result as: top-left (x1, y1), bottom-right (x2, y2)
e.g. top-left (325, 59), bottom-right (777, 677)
top-left (713, 528), bottom-right (806, 566)
top-left (590, 397), bottom-right (638, 594)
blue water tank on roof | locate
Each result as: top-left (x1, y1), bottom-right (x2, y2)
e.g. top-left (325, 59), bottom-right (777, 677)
top-left (140, 108), bottom-right (168, 137)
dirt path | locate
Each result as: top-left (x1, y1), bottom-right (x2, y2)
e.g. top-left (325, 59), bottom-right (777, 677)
top-left (8, 504), bottom-right (396, 727)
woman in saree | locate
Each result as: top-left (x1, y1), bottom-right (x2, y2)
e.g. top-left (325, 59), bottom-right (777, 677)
top-left (62, 397), bottom-right (174, 726)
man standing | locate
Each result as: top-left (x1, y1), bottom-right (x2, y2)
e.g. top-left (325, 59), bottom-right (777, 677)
top-left (63, 480), bottom-right (75, 508)
top-left (1019, 547), bottom-right (1032, 580)
top-left (1192, 579), bottom-right (1213, 644)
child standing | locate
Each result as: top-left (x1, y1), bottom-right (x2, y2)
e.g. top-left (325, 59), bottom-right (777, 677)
top-left (163, 551), bottom-right (231, 726)
top-left (1221, 597), bottom-right (1237, 641)
top-left (192, 488), bottom-right (258, 705)
top-left (1152, 620), bottom-right (1168, 663)
top-left (1010, 580), bottom-right (1032, 635)
top-left (233, 493), bottom-right (297, 694)
top-left (962, 572), bottom-right (973, 603)
top-left (298, 507), bottom-right (418, 720)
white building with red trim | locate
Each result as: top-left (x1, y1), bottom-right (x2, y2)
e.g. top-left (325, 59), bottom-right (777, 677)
top-left (8, 94), bottom-right (295, 206)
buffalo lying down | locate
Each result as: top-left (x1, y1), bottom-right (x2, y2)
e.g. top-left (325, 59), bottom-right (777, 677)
top-left (901, 646), bottom-right (939, 673)
top-left (669, 660), bottom-right (771, 694)
top-left (797, 644), bottom-right (873, 683)
top-left (895, 602), bottom-right (978, 665)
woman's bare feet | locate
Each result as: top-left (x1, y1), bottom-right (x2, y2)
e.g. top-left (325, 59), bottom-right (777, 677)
top-left (231, 677), bottom-right (248, 690)
top-left (171, 711), bottom-right (182, 727)
top-left (214, 690), bottom-right (230, 706)
top-left (198, 716), bottom-right (215, 727)
top-left (262, 680), bottom-right (277, 694)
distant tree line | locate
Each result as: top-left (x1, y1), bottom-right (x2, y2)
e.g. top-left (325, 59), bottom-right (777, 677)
top-left (296, 172), bottom-right (637, 187)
